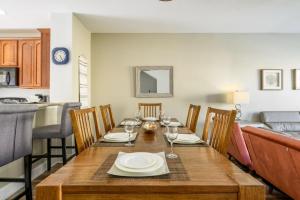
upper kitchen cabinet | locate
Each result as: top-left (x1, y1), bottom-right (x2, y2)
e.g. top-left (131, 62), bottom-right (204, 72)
top-left (19, 39), bottom-right (44, 88)
top-left (18, 29), bottom-right (50, 89)
top-left (0, 40), bottom-right (18, 66)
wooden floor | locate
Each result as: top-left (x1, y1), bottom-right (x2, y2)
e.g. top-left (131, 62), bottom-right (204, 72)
top-left (13, 162), bottom-right (292, 200)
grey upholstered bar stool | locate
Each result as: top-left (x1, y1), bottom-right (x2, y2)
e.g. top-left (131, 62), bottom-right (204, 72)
top-left (32, 102), bottom-right (81, 170)
top-left (0, 104), bottom-right (38, 200)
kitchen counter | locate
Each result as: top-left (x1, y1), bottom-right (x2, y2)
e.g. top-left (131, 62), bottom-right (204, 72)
top-left (35, 102), bottom-right (64, 109)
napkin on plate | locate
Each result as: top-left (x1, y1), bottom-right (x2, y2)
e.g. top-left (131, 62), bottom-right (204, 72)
top-left (107, 152), bottom-right (169, 177)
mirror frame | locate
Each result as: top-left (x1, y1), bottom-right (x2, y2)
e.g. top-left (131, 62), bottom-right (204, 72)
top-left (135, 66), bottom-right (174, 98)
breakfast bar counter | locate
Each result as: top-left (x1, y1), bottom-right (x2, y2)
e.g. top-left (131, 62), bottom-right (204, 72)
top-left (36, 123), bottom-right (265, 200)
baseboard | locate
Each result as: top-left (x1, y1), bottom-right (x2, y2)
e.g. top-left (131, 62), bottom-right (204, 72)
top-left (0, 160), bottom-right (58, 200)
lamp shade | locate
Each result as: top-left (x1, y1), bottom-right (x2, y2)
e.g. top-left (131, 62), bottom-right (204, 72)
top-left (233, 91), bottom-right (250, 104)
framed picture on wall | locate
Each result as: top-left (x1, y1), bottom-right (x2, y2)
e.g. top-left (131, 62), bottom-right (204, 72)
top-left (261, 69), bottom-right (283, 90)
top-left (293, 69), bottom-right (300, 90)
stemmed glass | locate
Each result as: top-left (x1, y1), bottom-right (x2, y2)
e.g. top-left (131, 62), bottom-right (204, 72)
top-left (166, 126), bottom-right (178, 159)
top-left (135, 110), bottom-right (141, 124)
top-left (159, 110), bottom-right (165, 121)
top-left (163, 116), bottom-right (171, 133)
top-left (124, 120), bottom-right (135, 147)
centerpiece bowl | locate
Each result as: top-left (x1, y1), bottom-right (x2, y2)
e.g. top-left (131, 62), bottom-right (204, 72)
top-left (142, 121), bottom-right (158, 133)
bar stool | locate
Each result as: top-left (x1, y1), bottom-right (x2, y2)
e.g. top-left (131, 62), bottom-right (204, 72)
top-left (32, 102), bottom-right (81, 170)
top-left (0, 104), bottom-right (38, 200)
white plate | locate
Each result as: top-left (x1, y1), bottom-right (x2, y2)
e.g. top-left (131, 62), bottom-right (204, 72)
top-left (161, 121), bottom-right (182, 127)
top-left (174, 139), bottom-right (203, 144)
top-left (175, 134), bottom-right (200, 142)
top-left (117, 152), bottom-right (157, 169)
top-left (143, 117), bottom-right (158, 121)
top-left (107, 152), bottom-right (169, 177)
top-left (121, 121), bottom-right (141, 126)
top-left (115, 152), bottom-right (164, 173)
top-left (104, 132), bottom-right (129, 140)
top-left (104, 132), bottom-right (137, 142)
top-left (173, 134), bottom-right (204, 144)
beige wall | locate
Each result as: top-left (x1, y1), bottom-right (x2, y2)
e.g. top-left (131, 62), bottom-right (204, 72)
top-left (91, 33), bottom-right (300, 132)
top-left (72, 15), bottom-right (91, 105)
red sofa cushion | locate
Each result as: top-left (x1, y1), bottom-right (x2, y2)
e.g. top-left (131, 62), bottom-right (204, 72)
top-left (228, 123), bottom-right (253, 169)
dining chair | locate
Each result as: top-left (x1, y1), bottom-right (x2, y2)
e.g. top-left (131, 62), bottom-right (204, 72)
top-left (202, 107), bottom-right (237, 156)
top-left (100, 104), bottom-right (115, 133)
top-left (70, 107), bottom-right (102, 154)
top-left (32, 102), bottom-right (81, 171)
top-left (138, 103), bottom-right (162, 118)
top-left (0, 105), bottom-right (38, 200)
top-left (185, 104), bottom-right (201, 133)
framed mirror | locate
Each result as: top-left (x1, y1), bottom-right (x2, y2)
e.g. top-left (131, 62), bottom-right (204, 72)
top-left (135, 66), bottom-right (173, 98)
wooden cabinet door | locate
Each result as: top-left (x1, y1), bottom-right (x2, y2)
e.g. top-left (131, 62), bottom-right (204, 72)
top-left (0, 40), bottom-right (18, 66)
top-left (33, 40), bottom-right (42, 87)
top-left (19, 40), bottom-right (34, 87)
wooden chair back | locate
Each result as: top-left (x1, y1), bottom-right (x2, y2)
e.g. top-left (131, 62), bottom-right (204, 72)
top-left (185, 104), bottom-right (201, 133)
top-left (70, 107), bottom-right (101, 154)
top-left (202, 107), bottom-right (237, 155)
top-left (100, 104), bottom-right (115, 133)
top-left (138, 103), bottom-right (162, 118)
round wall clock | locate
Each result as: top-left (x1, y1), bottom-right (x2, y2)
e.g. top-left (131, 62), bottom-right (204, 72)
top-left (52, 47), bottom-right (70, 65)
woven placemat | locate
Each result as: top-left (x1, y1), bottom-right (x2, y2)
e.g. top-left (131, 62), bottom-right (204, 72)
top-left (92, 154), bottom-right (189, 181)
top-left (163, 135), bottom-right (209, 147)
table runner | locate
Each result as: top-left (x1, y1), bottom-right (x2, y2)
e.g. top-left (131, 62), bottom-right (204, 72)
top-left (92, 154), bottom-right (189, 181)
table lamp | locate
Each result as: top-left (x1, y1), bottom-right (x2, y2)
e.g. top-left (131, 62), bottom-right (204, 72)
top-left (233, 91), bottom-right (250, 121)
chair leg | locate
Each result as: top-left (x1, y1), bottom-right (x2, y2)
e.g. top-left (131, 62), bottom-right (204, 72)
top-left (47, 139), bottom-right (51, 171)
top-left (24, 155), bottom-right (32, 200)
top-left (62, 138), bottom-right (67, 165)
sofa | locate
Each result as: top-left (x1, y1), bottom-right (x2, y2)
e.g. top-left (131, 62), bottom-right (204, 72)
top-left (260, 111), bottom-right (300, 140)
top-left (242, 126), bottom-right (300, 200)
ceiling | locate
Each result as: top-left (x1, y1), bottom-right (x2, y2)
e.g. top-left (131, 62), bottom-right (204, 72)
top-left (0, 0), bottom-right (300, 33)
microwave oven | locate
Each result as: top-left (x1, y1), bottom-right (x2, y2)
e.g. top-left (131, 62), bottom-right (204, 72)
top-left (0, 68), bottom-right (18, 87)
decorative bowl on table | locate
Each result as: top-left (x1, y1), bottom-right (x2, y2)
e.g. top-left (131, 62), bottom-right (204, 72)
top-left (142, 121), bottom-right (158, 133)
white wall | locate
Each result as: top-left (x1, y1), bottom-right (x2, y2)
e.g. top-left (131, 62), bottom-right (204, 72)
top-left (50, 13), bottom-right (74, 102)
top-left (91, 33), bottom-right (300, 133)
top-left (72, 15), bottom-right (91, 106)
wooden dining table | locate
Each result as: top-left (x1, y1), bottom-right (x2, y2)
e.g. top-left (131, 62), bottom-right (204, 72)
top-left (36, 121), bottom-right (265, 200)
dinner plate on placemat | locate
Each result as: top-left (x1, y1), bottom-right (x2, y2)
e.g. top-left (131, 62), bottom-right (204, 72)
top-left (104, 132), bottom-right (137, 142)
top-left (107, 152), bottom-right (169, 177)
top-left (115, 152), bottom-right (164, 173)
top-left (161, 121), bottom-right (183, 127)
top-left (143, 117), bottom-right (159, 121)
top-left (174, 134), bottom-right (203, 144)
top-left (120, 120), bottom-right (142, 126)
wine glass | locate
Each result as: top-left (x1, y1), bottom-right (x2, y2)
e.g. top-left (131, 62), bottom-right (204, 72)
top-left (159, 110), bottom-right (165, 121)
top-left (166, 126), bottom-right (178, 159)
top-left (163, 116), bottom-right (171, 133)
top-left (124, 120), bottom-right (135, 147)
top-left (134, 110), bottom-right (141, 124)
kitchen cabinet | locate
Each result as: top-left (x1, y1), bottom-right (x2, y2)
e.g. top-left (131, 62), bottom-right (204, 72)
top-left (18, 39), bottom-right (41, 88)
top-left (0, 40), bottom-right (18, 66)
